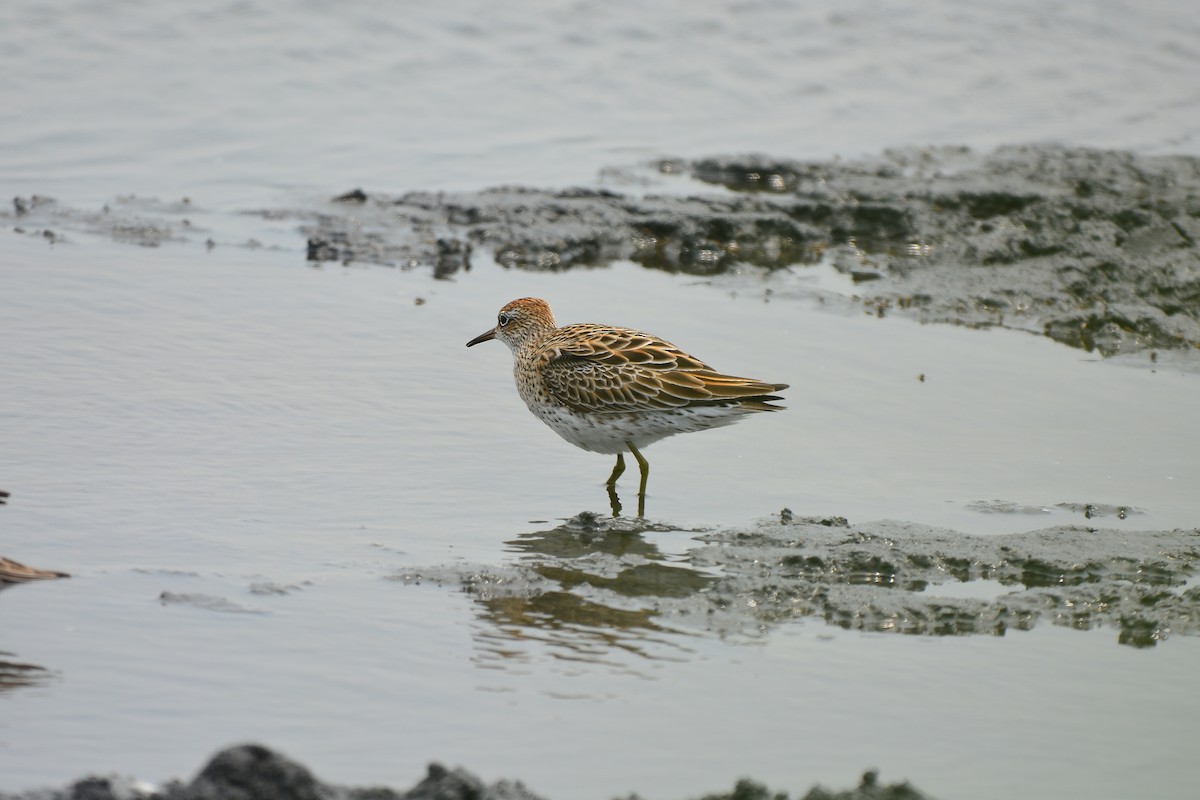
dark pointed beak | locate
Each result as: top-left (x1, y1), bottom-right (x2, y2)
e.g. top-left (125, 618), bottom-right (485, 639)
top-left (466, 328), bottom-right (496, 347)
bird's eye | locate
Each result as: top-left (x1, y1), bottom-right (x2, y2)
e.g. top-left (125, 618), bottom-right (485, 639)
top-left (498, 313), bottom-right (511, 327)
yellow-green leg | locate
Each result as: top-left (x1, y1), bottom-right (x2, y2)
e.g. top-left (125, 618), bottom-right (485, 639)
top-left (606, 453), bottom-right (626, 487)
top-left (627, 442), bottom-right (649, 517)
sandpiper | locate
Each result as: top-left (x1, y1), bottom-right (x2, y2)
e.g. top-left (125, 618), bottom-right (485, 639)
top-left (466, 298), bottom-right (787, 515)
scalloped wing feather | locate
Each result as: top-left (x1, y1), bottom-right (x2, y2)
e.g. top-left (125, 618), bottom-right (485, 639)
top-left (540, 325), bottom-right (787, 414)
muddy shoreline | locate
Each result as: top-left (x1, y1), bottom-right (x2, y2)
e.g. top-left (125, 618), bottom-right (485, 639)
top-left (10, 144), bottom-right (1200, 358)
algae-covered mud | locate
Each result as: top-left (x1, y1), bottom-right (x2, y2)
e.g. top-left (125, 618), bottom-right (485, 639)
top-left (11, 145), bottom-right (1200, 357)
top-left (396, 512), bottom-right (1200, 651)
top-left (0, 744), bottom-right (928, 800)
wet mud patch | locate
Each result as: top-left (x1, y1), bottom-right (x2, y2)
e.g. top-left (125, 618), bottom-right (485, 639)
top-left (967, 499), bottom-right (1143, 520)
top-left (9, 194), bottom-right (201, 247)
top-left (397, 512), bottom-right (1200, 651)
top-left (157, 591), bottom-right (269, 615)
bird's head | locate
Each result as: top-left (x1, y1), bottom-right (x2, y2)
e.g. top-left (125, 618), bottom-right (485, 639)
top-left (466, 297), bottom-right (557, 351)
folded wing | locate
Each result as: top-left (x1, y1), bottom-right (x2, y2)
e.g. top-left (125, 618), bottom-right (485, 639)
top-left (540, 325), bottom-right (787, 413)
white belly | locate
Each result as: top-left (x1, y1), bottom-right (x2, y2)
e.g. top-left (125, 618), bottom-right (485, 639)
top-left (526, 402), bottom-right (752, 454)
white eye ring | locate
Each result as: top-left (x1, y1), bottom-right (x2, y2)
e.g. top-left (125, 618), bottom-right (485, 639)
top-left (498, 313), bottom-right (512, 327)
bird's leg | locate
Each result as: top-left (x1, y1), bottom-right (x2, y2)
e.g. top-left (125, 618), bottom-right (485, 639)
top-left (627, 442), bottom-right (649, 517)
top-left (605, 453), bottom-right (626, 487)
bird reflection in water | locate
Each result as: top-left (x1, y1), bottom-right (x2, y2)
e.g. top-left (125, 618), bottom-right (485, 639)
top-left (0, 653), bottom-right (57, 694)
top-left (467, 513), bottom-right (715, 672)
top-left (1, 491), bottom-right (68, 694)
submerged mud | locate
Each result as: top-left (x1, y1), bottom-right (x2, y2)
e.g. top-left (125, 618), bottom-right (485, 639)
top-left (0, 743), bottom-right (929, 800)
top-left (11, 144), bottom-right (1200, 356)
top-left (395, 512), bottom-right (1200, 650)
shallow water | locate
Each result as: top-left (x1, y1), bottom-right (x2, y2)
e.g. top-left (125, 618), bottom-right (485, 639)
top-left (6, 234), bottom-right (1196, 546)
top-left (3, 1), bottom-right (1200, 798)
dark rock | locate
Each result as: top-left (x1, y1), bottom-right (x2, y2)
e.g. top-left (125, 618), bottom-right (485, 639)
top-left (181, 744), bottom-right (324, 800)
